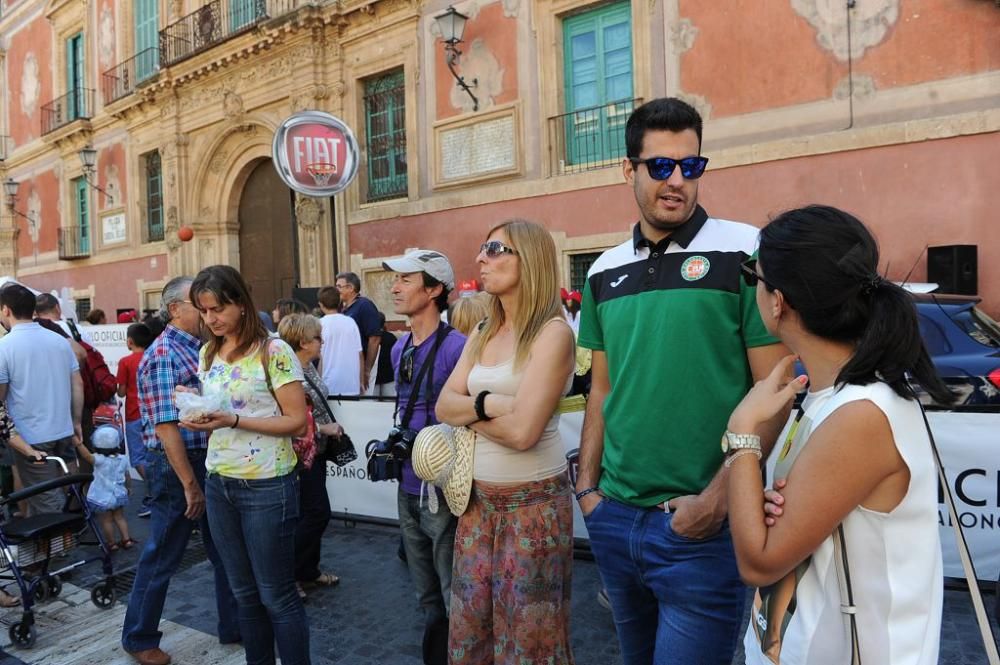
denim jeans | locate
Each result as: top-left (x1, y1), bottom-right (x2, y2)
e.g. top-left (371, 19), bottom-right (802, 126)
top-left (397, 487), bottom-right (457, 665)
top-left (584, 497), bottom-right (746, 665)
top-left (206, 472), bottom-right (310, 665)
top-left (122, 449), bottom-right (240, 652)
top-left (294, 460), bottom-right (331, 582)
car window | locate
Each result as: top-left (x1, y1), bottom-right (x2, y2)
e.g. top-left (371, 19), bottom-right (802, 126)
top-left (967, 308), bottom-right (1000, 349)
top-left (917, 314), bottom-right (950, 355)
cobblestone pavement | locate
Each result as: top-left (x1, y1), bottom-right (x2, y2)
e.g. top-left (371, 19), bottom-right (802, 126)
top-left (0, 492), bottom-right (996, 664)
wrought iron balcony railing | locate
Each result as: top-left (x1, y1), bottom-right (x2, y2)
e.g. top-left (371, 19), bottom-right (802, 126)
top-left (548, 97), bottom-right (642, 175)
top-left (41, 89), bottom-right (95, 135)
top-left (58, 225), bottom-right (91, 260)
top-left (102, 48), bottom-right (160, 105)
top-left (159, 0), bottom-right (268, 67)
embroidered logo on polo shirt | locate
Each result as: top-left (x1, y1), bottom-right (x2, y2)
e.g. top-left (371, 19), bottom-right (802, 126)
top-left (610, 274), bottom-right (628, 288)
top-left (680, 256), bottom-right (711, 281)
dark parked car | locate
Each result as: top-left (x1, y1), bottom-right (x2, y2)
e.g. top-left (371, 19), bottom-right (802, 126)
top-left (912, 293), bottom-right (1000, 408)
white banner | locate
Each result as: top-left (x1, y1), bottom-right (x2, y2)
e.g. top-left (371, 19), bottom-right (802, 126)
top-left (326, 401), bottom-right (999, 581)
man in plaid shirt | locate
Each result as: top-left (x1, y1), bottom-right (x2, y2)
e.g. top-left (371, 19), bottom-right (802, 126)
top-left (121, 276), bottom-right (239, 665)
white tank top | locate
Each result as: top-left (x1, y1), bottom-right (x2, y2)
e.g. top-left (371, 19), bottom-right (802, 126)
top-left (744, 382), bottom-right (942, 665)
top-left (467, 324), bottom-right (573, 483)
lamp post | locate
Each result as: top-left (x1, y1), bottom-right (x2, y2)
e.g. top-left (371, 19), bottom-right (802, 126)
top-left (434, 6), bottom-right (479, 112)
top-left (3, 177), bottom-right (31, 223)
top-left (77, 144), bottom-right (113, 206)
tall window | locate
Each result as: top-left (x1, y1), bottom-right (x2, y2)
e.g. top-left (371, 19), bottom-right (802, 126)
top-left (363, 69), bottom-right (407, 203)
top-left (145, 151), bottom-right (164, 242)
top-left (134, 0), bottom-right (160, 80)
top-left (67, 32), bottom-right (86, 120)
top-left (562, 2), bottom-right (633, 165)
top-left (75, 297), bottom-right (92, 320)
top-left (230, 0), bottom-right (258, 32)
top-left (73, 177), bottom-right (90, 254)
top-left (570, 252), bottom-right (603, 293)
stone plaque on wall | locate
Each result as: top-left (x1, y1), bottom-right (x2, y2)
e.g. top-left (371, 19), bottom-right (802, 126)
top-left (435, 104), bottom-right (520, 186)
top-left (364, 269), bottom-right (396, 317)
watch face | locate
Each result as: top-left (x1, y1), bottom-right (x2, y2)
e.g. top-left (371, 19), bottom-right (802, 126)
top-left (721, 434), bottom-right (729, 453)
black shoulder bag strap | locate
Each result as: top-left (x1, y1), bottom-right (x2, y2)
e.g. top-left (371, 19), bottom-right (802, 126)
top-left (394, 323), bottom-right (450, 429)
top-left (302, 371), bottom-right (337, 424)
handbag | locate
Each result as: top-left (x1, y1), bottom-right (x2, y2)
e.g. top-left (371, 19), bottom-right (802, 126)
top-left (260, 341), bottom-right (318, 470)
top-left (831, 399), bottom-right (1000, 665)
top-left (302, 370), bottom-right (357, 467)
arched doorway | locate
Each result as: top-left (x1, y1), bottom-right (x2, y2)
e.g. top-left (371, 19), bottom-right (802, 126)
top-left (238, 159), bottom-right (297, 311)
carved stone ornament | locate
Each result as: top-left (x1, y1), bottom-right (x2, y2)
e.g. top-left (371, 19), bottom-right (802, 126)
top-left (295, 195), bottom-right (322, 229)
top-left (791, 0), bottom-right (899, 62)
top-left (165, 206), bottom-right (181, 252)
top-left (209, 150), bottom-right (230, 175)
top-left (668, 19), bottom-right (699, 54)
top-left (223, 91), bottom-right (245, 121)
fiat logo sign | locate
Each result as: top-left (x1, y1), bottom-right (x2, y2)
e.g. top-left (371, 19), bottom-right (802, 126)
top-left (272, 111), bottom-right (360, 197)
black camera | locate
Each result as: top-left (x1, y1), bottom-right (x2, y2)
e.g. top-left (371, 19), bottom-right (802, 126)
top-left (365, 427), bottom-right (419, 482)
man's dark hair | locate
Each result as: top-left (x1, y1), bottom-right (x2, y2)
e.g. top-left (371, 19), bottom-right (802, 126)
top-left (34, 292), bottom-right (61, 315)
top-left (625, 97), bottom-right (703, 159)
top-left (336, 272), bottom-right (361, 294)
top-left (421, 273), bottom-right (451, 313)
top-left (141, 312), bottom-right (166, 339)
top-left (1, 284), bottom-right (39, 320)
top-left (317, 285), bottom-right (341, 311)
top-left (127, 323), bottom-right (154, 349)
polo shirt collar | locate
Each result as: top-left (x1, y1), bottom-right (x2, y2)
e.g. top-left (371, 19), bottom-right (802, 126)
top-left (632, 204), bottom-right (710, 254)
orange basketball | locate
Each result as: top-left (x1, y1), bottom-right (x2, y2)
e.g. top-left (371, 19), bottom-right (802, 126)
top-left (178, 226), bottom-right (194, 242)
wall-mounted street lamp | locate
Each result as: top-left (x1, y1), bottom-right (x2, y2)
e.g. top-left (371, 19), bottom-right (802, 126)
top-left (3, 177), bottom-right (32, 223)
top-left (78, 145), bottom-right (113, 206)
top-left (434, 6), bottom-right (479, 112)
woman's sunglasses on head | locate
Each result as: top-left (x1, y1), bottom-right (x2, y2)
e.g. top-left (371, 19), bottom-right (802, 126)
top-left (629, 155), bottom-right (709, 181)
top-left (480, 240), bottom-right (518, 259)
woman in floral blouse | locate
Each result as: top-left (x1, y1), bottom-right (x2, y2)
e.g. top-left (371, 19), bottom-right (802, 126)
top-left (278, 313), bottom-right (343, 598)
top-left (180, 265), bottom-right (311, 665)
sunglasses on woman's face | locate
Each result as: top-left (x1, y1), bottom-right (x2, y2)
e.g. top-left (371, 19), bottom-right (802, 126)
top-left (480, 240), bottom-right (517, 259)
top-left (629, 155), bottom-right (709, 181)
top-left (739, 259), bottom-right (779, 291)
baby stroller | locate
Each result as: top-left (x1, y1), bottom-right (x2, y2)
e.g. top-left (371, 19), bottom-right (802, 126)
top-left (0, 457), bottom-right (117, 648)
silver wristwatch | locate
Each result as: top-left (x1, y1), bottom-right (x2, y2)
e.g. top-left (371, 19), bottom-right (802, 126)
top-left (721, 431), bottom-right (762, 454)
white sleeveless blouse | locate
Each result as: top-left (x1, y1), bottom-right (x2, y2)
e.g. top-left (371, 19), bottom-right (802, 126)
top-left (744, 382), bottom-right (942, 665)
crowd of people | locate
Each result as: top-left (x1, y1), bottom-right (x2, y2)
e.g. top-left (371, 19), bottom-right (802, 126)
top-left (0, 96), bottom-right (952, 665)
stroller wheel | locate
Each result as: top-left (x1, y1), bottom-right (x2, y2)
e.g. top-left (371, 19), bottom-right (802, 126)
top-left (33, 579), bottom-right (49, 603)
top-left (9, 621), bottom-right (36, 648)
top-left (47, 576), bottom-right (62, 598)
top-left (91, 581), bottom-right (116, 609)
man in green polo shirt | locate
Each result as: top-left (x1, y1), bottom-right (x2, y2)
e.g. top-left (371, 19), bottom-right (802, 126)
top-left (575, 97), bottom-right (790, 665)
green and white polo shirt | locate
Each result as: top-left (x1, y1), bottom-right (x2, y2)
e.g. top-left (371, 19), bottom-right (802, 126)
top-left (578, 205), bottom-right (779, 508)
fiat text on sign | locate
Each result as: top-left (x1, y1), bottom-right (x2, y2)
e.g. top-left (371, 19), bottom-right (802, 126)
top-left (272, 111), bottom-right (360, 197)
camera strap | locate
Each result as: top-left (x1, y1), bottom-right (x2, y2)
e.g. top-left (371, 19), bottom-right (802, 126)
top-left (395, 323), bottom-right (451, 430)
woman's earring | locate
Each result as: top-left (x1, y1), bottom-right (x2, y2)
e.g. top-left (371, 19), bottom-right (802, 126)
top-left (241, 310), bottom-right (246, 317)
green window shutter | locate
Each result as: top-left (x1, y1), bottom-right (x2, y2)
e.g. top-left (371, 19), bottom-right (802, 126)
top-left (146, 152), bottom-right (164, 242)
top-left (363, 69), bottom-right (407, 203)
top-left (562, 2), bottom-right (633, 165)
top-left (66, 33), bottom-right (85, 119)
top-left (230, 0), bottom-right (258, 32)
top-left (74, 177), bottom-right (90, 254)
top-left (134, 0), bottom-right (159, 80)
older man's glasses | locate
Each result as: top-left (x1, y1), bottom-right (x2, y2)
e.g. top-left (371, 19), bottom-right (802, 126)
top-left (480, 240), bottom-right (517, 259)
top-left (629, 156), bottom-right (709, 181)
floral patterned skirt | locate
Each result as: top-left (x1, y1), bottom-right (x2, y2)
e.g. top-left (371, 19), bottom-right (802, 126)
top-left (449, 473), bottom-right (575, 665)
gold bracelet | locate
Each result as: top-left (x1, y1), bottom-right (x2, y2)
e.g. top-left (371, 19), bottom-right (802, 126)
top-left (724, 448), bottom-right (762, 468)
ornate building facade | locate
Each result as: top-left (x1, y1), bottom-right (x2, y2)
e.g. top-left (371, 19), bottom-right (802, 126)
top-left (1, 0), bottom-right (998, 317)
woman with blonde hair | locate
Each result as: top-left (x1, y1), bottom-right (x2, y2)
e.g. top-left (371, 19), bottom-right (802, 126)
top-left (447, 291), bottom-right (491, 337)
top-left (436, 219), bottom-right (576, 664)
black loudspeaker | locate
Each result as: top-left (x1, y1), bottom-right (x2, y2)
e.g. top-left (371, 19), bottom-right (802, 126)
top-left (927, 245), bottom-right (977, 295)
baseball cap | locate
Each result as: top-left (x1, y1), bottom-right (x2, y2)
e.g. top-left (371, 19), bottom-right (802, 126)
top-left (382, 249), bottom-right (455, 291)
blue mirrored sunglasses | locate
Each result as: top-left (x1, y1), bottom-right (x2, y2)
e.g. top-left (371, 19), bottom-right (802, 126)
top-left (629, 155), bottom-right (709, 181)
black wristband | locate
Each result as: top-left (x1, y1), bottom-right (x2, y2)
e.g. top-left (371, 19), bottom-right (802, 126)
top-left (575, 487), bottom-right (600, 501)
top-left (474, 390), bottom-right (492, 421)
top-left (232, 414), bottom-right (240, 429)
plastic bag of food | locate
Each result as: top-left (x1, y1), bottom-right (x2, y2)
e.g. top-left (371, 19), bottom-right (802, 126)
top-left (176, 391), bottom-right (223, 422)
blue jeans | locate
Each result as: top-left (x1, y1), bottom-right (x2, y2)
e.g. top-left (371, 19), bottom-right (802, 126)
top-left (122, 449), bottom-right (240, 652)
top-left (398, 487), bottom-right (457, 665)
top-left (206, 472), bottom-right (310, 665)
top-left (124, 419), bottom-right (147, 471)
top-left (584, 497), bottom-right (746, 665)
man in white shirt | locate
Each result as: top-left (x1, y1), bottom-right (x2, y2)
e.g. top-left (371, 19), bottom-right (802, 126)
top-left (0, 284), bottom-right (84, 515)
top-left (317, 285), bottom-right (363, 396)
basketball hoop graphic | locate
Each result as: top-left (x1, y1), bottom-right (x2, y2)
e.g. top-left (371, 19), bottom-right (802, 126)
top-left (305, 162), bottom-right (338, 187)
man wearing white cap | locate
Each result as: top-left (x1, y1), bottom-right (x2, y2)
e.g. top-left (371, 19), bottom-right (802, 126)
top-left (382, 249), bottom-right (466, 665)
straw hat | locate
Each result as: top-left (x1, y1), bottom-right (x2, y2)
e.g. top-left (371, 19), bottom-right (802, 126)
top-left (412, 424), bottom-right (476, 516)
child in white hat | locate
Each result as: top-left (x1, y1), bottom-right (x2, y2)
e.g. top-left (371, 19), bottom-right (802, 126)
top-left (74, 425), bottom-right (136, 551)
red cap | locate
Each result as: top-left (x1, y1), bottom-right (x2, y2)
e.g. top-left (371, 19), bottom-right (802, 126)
top-left (560, 287), bottom-right (570, 300)
top-left (569, 290), bottom-right (582, 304)
top-left (118, 310), bottom-right (137, 324)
